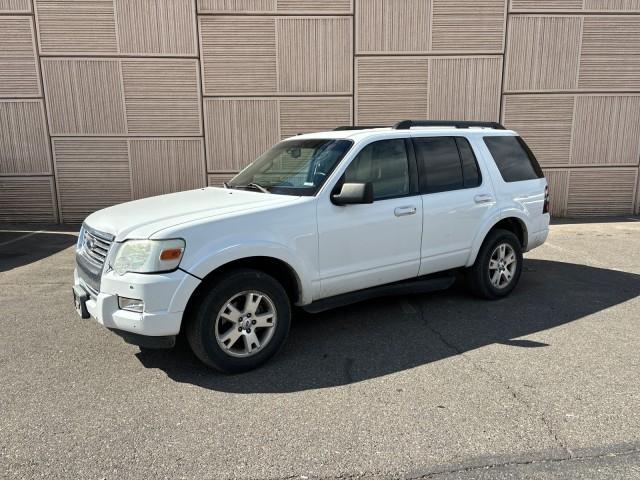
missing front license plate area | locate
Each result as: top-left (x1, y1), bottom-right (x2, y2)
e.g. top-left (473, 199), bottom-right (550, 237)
top-left (72, 285), bottom-right (90, 319)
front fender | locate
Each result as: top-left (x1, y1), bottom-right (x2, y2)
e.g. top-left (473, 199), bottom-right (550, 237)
top-left (182, 241), bottom-right (314, 305)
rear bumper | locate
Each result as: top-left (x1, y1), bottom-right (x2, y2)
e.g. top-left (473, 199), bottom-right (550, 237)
top-left (527, 227), bottom-right (549, 252)
top-left (74, 267), bottom-right (200, 338)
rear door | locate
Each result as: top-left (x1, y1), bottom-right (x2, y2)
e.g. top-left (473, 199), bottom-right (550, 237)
top-left (412, 135), bottom-right (496, 274)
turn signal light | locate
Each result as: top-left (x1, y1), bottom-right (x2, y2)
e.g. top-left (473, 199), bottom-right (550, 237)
top-left (160, 248), bottom-right (183, 261)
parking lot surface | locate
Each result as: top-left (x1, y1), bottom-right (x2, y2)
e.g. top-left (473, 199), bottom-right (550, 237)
top-left (1, 219), bottom-right (639, 479)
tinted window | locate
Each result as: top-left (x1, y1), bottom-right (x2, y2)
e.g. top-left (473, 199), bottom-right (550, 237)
top-left (456, 138), bottom-right (481, 188)
top-left (413, 137), bottom-right (463, 193)
top-left (343, 139), bottom-right (410, 200)
top-left (484, 136), bottom-right (544, 182)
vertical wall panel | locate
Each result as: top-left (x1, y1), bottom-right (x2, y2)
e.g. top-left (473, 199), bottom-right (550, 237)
top-left (204, 98), bottom-right (279, 172)
top-left (502, 95), bottom-right (575, 168)
top-left (276, 17), bottom-right (352, 94)
top-left (0, 0), bottom-right (31, 12)
top-left (114, 0), bottom-right (198, 56)
top-left (356, 0), bottom-right (431, 53)
top-left (578, 16), bottom-right (640, 91)
top-left (428, 56), bottom-right (502, 121)
top-left (0, 100), bottom-right (51, 175)
top-left (198, 0), bottom-right (275, 13)
top-left (121, 59), bottom-right (202, 136)
top-left (53, 138), bottom-right (132, 223)
top-left (0, 177), bottom-right (57, 223)
top-left (356, 57), bottom-right (429, 124)
top-left (431, 0), bottom-right (505, 53)
top-left (571, 96), bottom-right (640, 166)
top-left (0, 17), bottom-right (41, 98)
top-left (567, 168), bottom-right (638, 216)
top-left (35, 0), bottom-right (118, 55)
top-left (199, 16), bottom-right (277, 95)
top-left (543, 170), bottom-right (569, 217)
top-left (129, 139), bottom-right (206, 199)
top-left (198, 0), bottom-right (352, 14)
top-left (41, 59), bottom-right (127, 135)
top-left (505, 16), bottom-right (582, 92)
top-left (636, 169), bottom-right (640, 215)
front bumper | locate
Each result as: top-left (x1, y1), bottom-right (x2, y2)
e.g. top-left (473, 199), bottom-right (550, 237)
top-left (74, 267), bottom-right (200, 339)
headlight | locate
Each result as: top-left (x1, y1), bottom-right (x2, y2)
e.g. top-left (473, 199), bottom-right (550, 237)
top-left (76, 225), bottom-right (85, 251)
top-left (111, 239), bottom-right (185, 275)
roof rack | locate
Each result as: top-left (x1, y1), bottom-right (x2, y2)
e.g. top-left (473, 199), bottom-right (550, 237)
top-left (393, 120), bottom-right (505, 130)
top-left (333, 125), bottom-right (387, 131)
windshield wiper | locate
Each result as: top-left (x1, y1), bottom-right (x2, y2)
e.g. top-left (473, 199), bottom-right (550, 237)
top-left (244, 182), bottom-right (270, 194)
top-left (222, 182), bottom-right (230, 189)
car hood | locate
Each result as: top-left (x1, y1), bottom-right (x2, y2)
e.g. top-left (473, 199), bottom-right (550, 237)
top-left (84, 187), bottom-right (299, 241)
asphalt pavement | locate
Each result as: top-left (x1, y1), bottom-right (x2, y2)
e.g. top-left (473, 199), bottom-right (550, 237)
top-left (1, 218), bottom-right (639, 479)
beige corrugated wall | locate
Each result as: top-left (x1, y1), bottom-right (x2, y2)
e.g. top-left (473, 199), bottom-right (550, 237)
top-left (0, 0), bottom-right (639, 223)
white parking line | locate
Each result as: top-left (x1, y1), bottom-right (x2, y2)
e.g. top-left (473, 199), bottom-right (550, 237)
top-left (0, 231), bottom-right (42, 248)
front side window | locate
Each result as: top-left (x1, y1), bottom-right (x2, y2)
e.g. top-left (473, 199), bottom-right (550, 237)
top-left (228, 139), bottom-right (353, 196)
top-left (342, 139), bottom-right (410, 200)
top-left (484, 135), bottom-right (544, 183)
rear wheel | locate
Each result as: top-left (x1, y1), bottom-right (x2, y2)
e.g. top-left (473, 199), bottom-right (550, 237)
top-left (468, 229), bottom-right (523, 300)
top-left (186, 269), bottom-right (291, 373)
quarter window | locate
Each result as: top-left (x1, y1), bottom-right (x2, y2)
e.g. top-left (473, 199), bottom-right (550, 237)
top-left (343, 139), bottom-right (410, 200)
top-left (484, 136), bottom-right (544, 182)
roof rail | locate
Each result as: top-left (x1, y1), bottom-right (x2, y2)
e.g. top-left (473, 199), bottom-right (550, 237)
top-left (333, 125), bottom-right (387, 131)
top-left (393, 120), bottom-right (505, 130)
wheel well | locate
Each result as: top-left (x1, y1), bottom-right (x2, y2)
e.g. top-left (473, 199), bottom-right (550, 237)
top-left (490, 217), bottom-right (527, 248)
top-left (182, 257), bottom-right (301, 330)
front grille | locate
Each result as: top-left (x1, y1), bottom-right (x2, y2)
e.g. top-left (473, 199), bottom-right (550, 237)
top-left (82, 228), bottom-right (112, 266)
top-left (76, 225), bottom-right (114, 294)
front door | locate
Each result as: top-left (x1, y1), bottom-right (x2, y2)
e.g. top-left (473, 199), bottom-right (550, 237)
top-left (317, 138), bottom-right (423, 299)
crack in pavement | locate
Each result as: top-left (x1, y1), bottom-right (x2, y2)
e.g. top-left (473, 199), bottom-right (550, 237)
top-left (268, 445), bottom-right (640, 480)
top-left (410, 298), bottom-right (575, 460)
top-left (411, 446), bottom-right (640, 479)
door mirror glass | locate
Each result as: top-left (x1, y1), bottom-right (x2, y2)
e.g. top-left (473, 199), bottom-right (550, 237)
top-left (331, 182), bottom-right (374, 205)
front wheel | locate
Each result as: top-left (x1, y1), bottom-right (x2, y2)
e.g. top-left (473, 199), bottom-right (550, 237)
top-left (186, 269), bottom-right (291, 373)
top-left (467, 229), bottom-right (523, 300)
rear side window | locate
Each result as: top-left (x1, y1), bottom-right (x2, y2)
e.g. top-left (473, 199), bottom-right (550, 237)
top-left (413, 136), bottom-right (481, 194)
top-left (484, 136), bottom-right (544, 182)
top-left (457, 138), bottom-right (481, 188)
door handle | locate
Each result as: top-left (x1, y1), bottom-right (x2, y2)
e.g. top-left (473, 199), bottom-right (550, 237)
top-left (474, 194), bottom-right (494, 204)
top-left (394, 206), bottom-right (417, 217)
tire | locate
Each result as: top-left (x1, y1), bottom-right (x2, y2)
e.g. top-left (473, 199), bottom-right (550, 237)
top-left (185, 268), bottom-right (291, 373)
top-left (467, 229), bottom-right (523, 300)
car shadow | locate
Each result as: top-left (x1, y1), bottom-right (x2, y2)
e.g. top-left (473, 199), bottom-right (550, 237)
top-left (0, 228), bottom-right (78, 273)
top-left (135, 259), bottom-right (640, 393)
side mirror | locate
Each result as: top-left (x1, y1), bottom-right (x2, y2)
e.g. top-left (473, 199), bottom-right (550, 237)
top-left (331, 182), bottom-right (374, 205)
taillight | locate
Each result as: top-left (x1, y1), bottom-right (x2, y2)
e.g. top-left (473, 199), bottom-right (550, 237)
top-left (543, 185), bottom-right (550, 214)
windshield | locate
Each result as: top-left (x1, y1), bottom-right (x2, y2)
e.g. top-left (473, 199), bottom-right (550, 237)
top-left (228, 139), bottom-right (353, 196)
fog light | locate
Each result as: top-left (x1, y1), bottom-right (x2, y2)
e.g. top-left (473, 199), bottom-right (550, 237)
top-left (118, 296), bottom-right (144, 313)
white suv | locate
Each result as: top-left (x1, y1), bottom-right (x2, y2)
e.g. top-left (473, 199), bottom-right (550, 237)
top-left (73, 120), bottom-right (550, 373)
